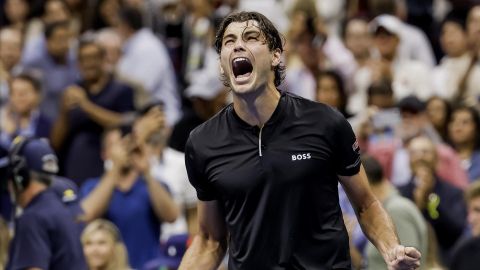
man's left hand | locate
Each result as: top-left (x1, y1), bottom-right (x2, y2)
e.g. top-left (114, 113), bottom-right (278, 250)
top-left (387, 245), bottom-right (421, 270)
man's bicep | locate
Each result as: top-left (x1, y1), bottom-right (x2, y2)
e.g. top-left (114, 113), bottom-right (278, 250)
top-left (197, 200), bottom-right (227, 242)
top-left (338, 165), bottom-right (376, 212)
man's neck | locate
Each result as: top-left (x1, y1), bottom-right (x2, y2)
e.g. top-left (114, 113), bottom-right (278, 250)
top-left (232, 84), bottom-right (281, 127)
top-left (19, 182), bottom-right (48, 208)
top-left (84, 73), bottom-right (109, 95)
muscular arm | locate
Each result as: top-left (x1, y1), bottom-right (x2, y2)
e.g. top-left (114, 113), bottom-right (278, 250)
top-left (339, 165), bottom-right (400, 261)
top-left (179, 201), bottom-right (228, 270)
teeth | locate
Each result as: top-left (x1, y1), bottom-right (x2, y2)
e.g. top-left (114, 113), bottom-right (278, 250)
top-left (233, 57), bottom-right (248, 63)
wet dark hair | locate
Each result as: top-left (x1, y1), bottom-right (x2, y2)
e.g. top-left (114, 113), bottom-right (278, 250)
top-left (214, 11), bottom-right (285, 87)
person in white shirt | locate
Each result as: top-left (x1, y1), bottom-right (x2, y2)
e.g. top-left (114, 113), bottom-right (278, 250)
top-left (432, 11), bottom-right (480, 103)
top-left (116, 7), bottom-right (181, 126)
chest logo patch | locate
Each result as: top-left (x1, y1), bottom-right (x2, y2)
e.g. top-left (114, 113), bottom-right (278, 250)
top-left (291, 153), bottom-right (311, 161)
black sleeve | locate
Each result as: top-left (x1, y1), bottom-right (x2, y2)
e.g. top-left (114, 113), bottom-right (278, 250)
top-left (9, 214), bottom-right (51, 270)
top-left (185, 135), bottom-right (217, 201)
top-left (332, 114), bottom-right (361, 176)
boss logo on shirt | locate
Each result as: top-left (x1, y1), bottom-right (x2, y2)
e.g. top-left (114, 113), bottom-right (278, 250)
top-left (291, 153), bottom-right (311, 161)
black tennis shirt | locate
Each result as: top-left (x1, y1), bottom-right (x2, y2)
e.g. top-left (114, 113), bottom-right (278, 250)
top-left (185, 92), bottom-right (361, 270)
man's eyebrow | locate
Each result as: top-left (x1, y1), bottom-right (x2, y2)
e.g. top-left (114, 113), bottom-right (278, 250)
top-left (222, 33), bottom-right (237, 41)
top-left (243, 29), bottom-right (261, 36)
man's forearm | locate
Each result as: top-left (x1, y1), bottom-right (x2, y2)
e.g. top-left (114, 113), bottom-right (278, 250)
top-left (179, 234), bottom-right (227, 270)
top-left (144, 172), bottom-right (179, 223)
top-left (357, 198), bottom-right (400, 259)
top-left (50, 113), bottom-right (69, 150)
top-left (79, 171), bottom-right (117, 222)
top-left (80, 100), bottom-right (124, 128)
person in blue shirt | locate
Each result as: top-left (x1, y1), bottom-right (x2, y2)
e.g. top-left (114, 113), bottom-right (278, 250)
top-left (80, 108), bottom-right (179, 269)
top-left (5, 136), bottom-right (86, 270)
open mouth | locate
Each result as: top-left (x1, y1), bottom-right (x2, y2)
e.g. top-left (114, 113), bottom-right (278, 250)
top-left (232, 57), bottom-right (253, 79)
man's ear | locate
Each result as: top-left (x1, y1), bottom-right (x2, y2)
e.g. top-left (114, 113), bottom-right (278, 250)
top-left (271, 48), bottom-right (281, 67)
top-left (219, 59), bottom-right (225, 75)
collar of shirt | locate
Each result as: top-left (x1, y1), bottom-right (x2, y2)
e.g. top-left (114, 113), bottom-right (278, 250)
top-left (228, 90), bottom-right (287, 130)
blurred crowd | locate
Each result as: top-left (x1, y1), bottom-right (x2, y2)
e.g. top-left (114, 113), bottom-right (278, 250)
top-left (1, 0), bottom-right (480, 269)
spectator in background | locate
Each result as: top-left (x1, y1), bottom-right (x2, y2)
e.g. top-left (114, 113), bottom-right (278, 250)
top-left (116, 7), bottom-right (181, 126)
top-left (432, 11), bottom-right (480, 104)
top-left (95, 28), bottom-right (122, 74)
top-left (90, 0), bottom-right (121, 30)
top-left (81, 219), bottom-right (130, 270)
top-left (79, 127), bottom-right (179, 269)
top-left (5, 137), bottom-right (87, 270)
top-left (362, 154), bottom-right (428, 270)
top-left (136, 104), bottom-right (198, 239)
top-left (450, 180), bottom-right (480, 270)
top-left (448, 106), bottom-right (480, 182)
top-left (285, 0), bottom-right (356, 101)
top-left (399, 136), bottom-right (467, 262)
top-left (366, 95), bottom-right (469, 189)
top-left (21, 20), bottom-right (79, 120)
top-left (169, 69), bottom-right (227, 153)
top-left (0, 27), bottom-right (23, 105)
top-left (348, 15), bottom-right (433, 114)
top-left (426, 96), bottom-right (452, 143)
top-left (316, 70), bottom-right (351, 118)
top-left (351, 81), bottom-right (399, 152)
top-left (95, 28), bottom-right (148, 109)
top-left (368, 0), bottom-right (436, 67)
top-left (0, 73), bottom-right (52, 150)
top-left (51, 40), bottom-right (135, 185)
top-left (181, 0), bottom-right (215, 87)
top-left (467, 5), bottom-right (480, 57)
top-left (23, 0), bottom-right (75, 50)
top-left (343, 17), bottom-right (373, 69)
top-left (1, 0), bottom-right (31, 33)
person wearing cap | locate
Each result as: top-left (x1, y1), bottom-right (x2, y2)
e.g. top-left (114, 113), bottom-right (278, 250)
top-left (5, 137), bottom-right (87, 270)
top-left (348, 14), bottom-right (434, 115)
top-left (367, 0), bottom-right (436, 67)
top-left (169, 72), bottom-right (227, 153)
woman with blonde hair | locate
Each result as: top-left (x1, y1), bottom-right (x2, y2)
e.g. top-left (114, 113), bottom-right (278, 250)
top-left (81, 219), bottom-right (130, 270)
